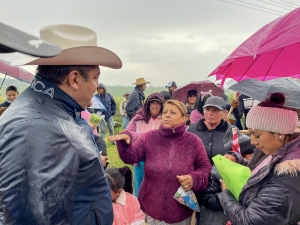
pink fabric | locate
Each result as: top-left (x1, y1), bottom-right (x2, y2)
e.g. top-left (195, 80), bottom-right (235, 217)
top-left (251, 155), bottom-right (273, 176)
top-left (0, 59), bottom-right (34, 83)
top-left (209, 7), bottom-right (300, 83)
top-left (117, 122), bottom-right (212, 223)
top-left (112, 190), bottom-right (145, 225)
top-left (190, 110), bottom-right (204, 125)
top-left (126, 114), bottom-right (162, 142)
top-left (81, 110), bottom-right (98, 135)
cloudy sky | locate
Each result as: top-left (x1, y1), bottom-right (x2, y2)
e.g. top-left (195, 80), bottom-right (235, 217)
top-left (1, 0), bottom-right (298, 87)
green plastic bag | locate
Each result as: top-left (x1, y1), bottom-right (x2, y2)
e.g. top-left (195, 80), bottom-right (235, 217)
top-left (212, 154), bottom-right (251, 201)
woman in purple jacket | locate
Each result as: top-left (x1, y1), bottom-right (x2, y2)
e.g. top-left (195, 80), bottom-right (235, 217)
top-left (109, 100), bottom-right (211, 225)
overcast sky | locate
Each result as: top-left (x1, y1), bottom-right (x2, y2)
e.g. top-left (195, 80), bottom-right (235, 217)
top-left (1, 0), bottom-right (298, 87)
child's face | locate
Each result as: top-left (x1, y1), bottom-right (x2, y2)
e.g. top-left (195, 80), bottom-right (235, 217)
top-left (6, 90), bottom-right (18, 102)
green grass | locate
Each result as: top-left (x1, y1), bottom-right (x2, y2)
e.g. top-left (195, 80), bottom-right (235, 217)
top-left (105, 96), bottom-right (133, 169)
top-left (106, 141), bottom-right (133, 170)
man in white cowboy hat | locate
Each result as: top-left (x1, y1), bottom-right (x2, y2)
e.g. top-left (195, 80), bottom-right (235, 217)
top-left (0, 24), bottom-right (121, 225)
top-left (120, 90), bottom-right (131, 128)
top-left (126, 78), bottom-right (150, 120)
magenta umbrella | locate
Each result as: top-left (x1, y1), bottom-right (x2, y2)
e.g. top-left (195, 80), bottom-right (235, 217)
top-left (0, 59), bottom-right (34, 89)
top-left (172, 80), bottom-right (224, 103)
top-left (209, 7), bottom-right (300, 85)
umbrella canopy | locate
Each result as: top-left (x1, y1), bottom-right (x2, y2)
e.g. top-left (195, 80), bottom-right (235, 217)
top-left (228, 78), bottom-right (300, 109)
top-left (209, 7), bottom-right (300, 85)
top-left (172, 80), bottom-right (224, 103)
top-left (0, 59), bottom-right (34, 86)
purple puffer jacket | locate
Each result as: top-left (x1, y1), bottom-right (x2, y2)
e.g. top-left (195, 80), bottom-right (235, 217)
top-left (117, 122), bottom-right (212, 223)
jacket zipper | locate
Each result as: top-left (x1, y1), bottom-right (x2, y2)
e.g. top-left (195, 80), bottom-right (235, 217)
top-left (164, 139), bottom-right (174, 221)
top-left (140, 122), bottom-right (156, 202)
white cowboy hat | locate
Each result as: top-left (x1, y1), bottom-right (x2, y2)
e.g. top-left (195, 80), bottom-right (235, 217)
top-left (132, 78), bottom-right (150, 85)
top-left (0, 22), bottom-right (61, 57)
top-left (25, 24), bottom-right (122, 69)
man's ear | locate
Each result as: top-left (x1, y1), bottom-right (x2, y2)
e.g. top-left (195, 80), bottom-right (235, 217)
top-left (67, 70), bottom-right (82, 90)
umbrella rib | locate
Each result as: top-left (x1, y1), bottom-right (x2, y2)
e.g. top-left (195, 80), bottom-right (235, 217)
top-left (217, 62), bottom-right (233, 80)
top-left (237, 55), bottom-right (261, 82)
top-left (262, 47), bottom-right (284, 81)
top-left (0, 73), bottom-right (7, 90)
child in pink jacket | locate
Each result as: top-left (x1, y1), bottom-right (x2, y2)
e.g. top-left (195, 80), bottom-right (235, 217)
top-left (106, 167), bottom-right (145, 225)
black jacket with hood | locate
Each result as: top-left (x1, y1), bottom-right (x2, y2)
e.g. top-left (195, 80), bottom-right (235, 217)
top-left (126, 86), bottom-right (145, 120)
top-left (94, 83), bottom-right (116, 120)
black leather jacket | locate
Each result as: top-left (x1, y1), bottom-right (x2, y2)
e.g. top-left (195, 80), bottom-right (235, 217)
top-left (0, 86), bottom-right (113, 225)
top-left (219, 136), bottom-right (300, 225)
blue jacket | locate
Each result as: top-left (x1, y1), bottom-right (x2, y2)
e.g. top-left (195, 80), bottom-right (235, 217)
top-left (0, 76), bottom-right (113, 225)
top-left (94, 83), bottom-right (116, 120)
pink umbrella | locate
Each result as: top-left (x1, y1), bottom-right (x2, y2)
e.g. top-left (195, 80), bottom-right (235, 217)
top-left (209, 7), bottom-right (300, 85)
top-left (0, 59), bottom-right (34, 88)
top-left (172, 80), bottom-right (224, 103)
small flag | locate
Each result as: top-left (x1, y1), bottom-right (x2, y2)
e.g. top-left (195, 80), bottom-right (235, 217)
top-left (232, 128), bottom-right (241, 154)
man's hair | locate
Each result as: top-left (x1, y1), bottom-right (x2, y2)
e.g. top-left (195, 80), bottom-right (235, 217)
top-left (36, 65), bottom-right (98, 85)
top-left (187, 89), bottom-right (197, 97)
top-left (136, 84), bottom-right (144, 89)
top-left (6, 85), bottom-right (18, 93)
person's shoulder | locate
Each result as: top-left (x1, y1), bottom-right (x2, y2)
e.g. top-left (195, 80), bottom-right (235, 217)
top-left (107, 92), bottom-right (114, 98)
top-left (187, 123), bottom-right (197, 132)
top-left (125, 192), bottom-right (138, 200)
top-left (131, 114), bottom-right (143, 121)
top-left (185, 130), bottom-right (202, 142)
top-left (130, 90), bottom-right (138, 96)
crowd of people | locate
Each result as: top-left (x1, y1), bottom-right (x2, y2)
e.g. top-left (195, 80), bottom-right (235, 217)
top-left (0, 22), bottom-right (300, 225)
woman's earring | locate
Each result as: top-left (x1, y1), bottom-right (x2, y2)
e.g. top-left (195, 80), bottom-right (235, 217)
top-left (279, 135), bottom-right (282, 141)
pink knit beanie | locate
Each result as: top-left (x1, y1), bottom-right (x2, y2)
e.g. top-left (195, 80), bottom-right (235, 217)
top-left (246, 106), bottom-right (298, 134)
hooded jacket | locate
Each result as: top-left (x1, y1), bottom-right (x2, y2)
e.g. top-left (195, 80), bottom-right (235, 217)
top-left (0, 76), bottom-right (112, 225)
top-left (117, 122), bottom-right (212, 223)
top-left (126, 93), bottom-right (165, 141)
top-left (219, 135), bottom-right (300, 225)
top-left (126, 87), bottom-right (145, 120)
top-left (94, 83), bottom-right (116, 120)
